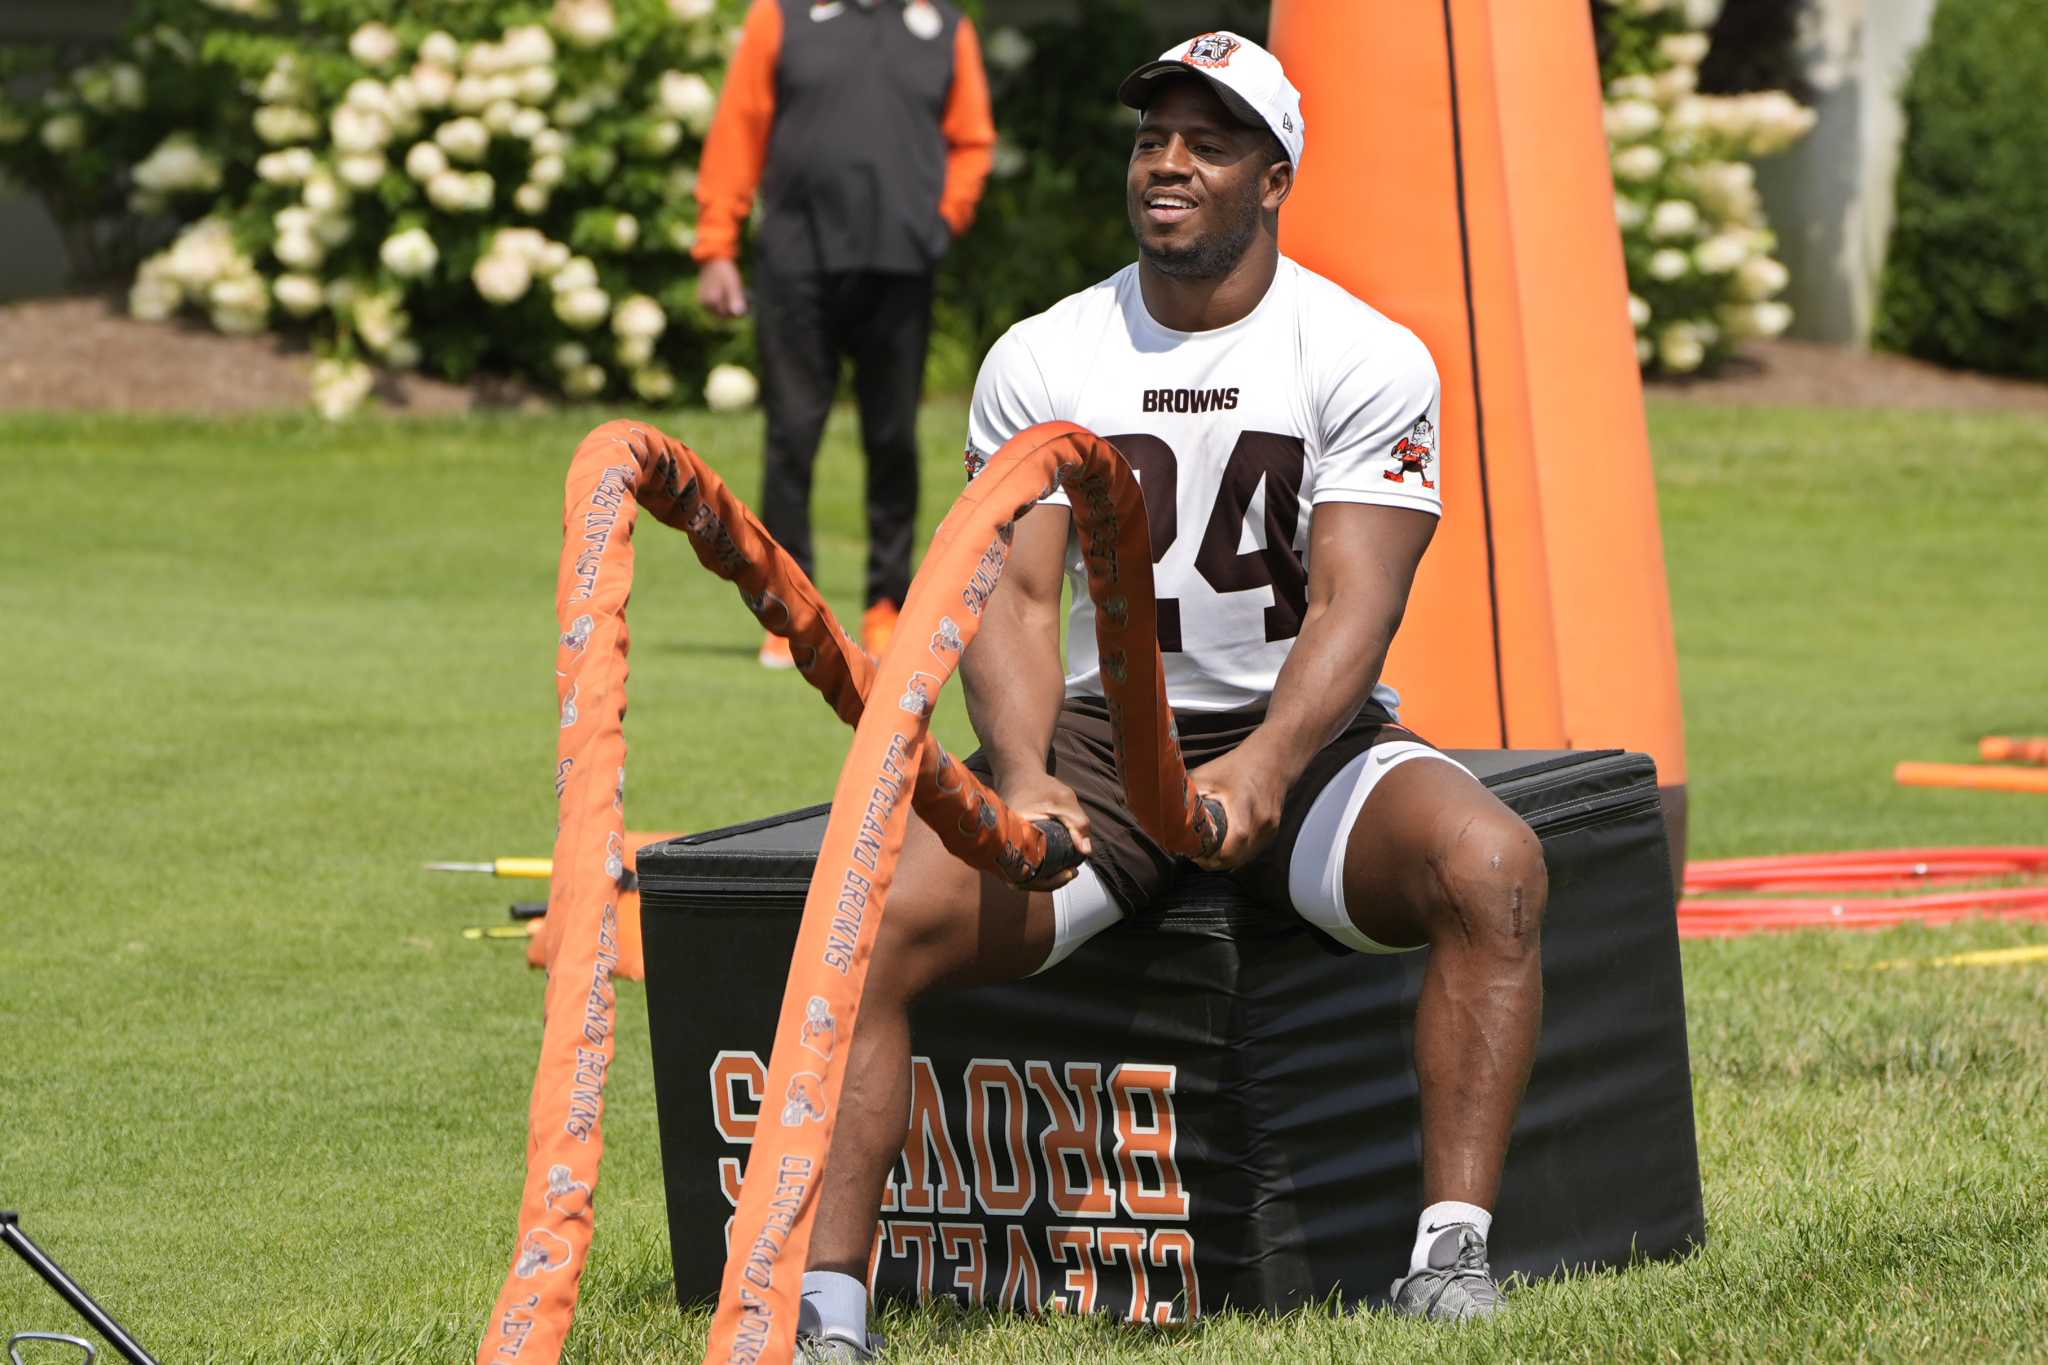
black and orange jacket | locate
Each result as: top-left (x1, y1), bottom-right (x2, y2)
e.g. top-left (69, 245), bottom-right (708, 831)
top-left (694, 0), bottom-right (996, 274)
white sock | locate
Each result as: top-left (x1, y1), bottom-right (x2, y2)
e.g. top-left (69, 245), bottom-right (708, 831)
top-left (1410, 1200), bottom-right (1493, 1274)
top-left (798, 1270), bottom-right (869, 1343)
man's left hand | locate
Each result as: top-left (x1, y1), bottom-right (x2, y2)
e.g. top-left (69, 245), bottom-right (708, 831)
top-left (1188, 744), bottom-right (1290, 871)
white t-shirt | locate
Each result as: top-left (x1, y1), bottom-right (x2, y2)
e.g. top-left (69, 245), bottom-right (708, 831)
top-left (965, 256), bottom-right (1442, 713)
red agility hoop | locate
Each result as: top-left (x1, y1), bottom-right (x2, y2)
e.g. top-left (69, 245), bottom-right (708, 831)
top-left (1682, 847), bottom-right (2048, 895)
top-left (1678, 847), bottom-right (2048, 939)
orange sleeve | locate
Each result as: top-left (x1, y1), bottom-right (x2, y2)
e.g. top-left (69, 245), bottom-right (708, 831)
top-left (938, 17), bottom-right (997, 236)
top-left (693, 0), bottom-right (783, 263)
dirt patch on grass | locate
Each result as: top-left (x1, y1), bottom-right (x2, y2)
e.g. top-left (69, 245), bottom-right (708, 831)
top-left (7, 291), bottom-right (2048, 416)
top-left (0, 293), bottom-right (539, 415)
top-left (1647, 338), bottom-right (2048, 413)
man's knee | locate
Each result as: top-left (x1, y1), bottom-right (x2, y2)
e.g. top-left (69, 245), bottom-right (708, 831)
top-left (864, 879), bottom-right (967, 1005)
top-left (862, 824), bottom-right (1034, 1002)
top-left (1425, 810), bottom-right (1547, 955)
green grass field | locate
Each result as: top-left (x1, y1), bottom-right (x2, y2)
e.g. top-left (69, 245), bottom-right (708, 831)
top-left (1, 398), bottom-right (2044, 1362)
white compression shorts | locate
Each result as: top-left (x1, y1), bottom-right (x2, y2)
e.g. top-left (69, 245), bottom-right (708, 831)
top-left (1032, 740), bottom-right (1470, 971)
top-left (1033, 863), bottom-right (1124, 975)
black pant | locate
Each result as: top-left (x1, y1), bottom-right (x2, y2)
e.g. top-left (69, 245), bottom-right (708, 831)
top-left (753, 266), bottom-right (933, 610)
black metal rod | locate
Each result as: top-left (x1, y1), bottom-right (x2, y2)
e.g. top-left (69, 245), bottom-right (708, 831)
top-left (0, 1213), bottom-right (159, 1365)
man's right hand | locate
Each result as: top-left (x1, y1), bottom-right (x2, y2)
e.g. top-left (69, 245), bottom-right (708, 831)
top-left (996, 768), bottom-right (1093, 889)
top-left (697, 258), bottom-right (748, 318)
top-left (961, 506), bottom-right (1080, 888)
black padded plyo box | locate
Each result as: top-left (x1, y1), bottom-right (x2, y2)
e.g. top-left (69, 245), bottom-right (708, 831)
top-left (640, 748), bottom-right (1703, 1319)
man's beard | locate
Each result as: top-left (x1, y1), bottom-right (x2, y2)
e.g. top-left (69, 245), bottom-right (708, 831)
top-left (1133, 183), bottom-right (1262, 279)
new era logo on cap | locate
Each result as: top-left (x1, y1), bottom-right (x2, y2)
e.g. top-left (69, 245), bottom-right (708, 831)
top-left (1117, 30), bottom-right (1306, 168)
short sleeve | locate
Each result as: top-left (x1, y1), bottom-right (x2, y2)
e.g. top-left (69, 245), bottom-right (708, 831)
top-left (964, 325), bottom-right (1069, 505)
top-left (1310, 327), bottom-right (1444, 518)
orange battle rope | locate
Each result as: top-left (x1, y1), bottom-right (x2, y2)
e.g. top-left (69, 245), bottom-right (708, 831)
top-left (479, 420), bottom-right (1218, 1364)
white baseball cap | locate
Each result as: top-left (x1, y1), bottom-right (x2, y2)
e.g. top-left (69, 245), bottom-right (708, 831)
top-left (1117, 31), bottom-right (1305, 168)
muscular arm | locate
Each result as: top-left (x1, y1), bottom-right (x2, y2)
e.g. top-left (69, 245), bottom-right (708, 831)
top-left (961, 504), bottom-right (1069, 773)
top-left (960, 504), bottom-right (1093, 865)
top-left (1192, 501), bottom-right (1437, 867)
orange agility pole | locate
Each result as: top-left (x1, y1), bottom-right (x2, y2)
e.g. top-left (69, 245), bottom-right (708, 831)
top-left (1981, 736), bottom-right (2048, 765)
top-left (1895, 762), bottom-right (2048, 795)
top-left (701, 422), bottom-right (1221, 1365)
top-left (1269, 0), bottom-right (1688, 865)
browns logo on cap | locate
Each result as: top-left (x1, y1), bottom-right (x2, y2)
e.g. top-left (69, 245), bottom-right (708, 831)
top-left (1184, 33), bottom-right (1240, 67)
top-left (1116, 30), bottom-right (1306, 168)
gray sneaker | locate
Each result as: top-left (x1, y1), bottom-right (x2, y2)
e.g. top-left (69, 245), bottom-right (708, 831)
top-left (796, 1330), bottom-right (884, 1362)
top-left (1389, 1224), bottom-right (1507, 1321)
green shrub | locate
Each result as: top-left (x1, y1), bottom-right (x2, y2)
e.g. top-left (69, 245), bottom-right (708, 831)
top-left (930, 0), bottom-right (1159, 395)
top-left (1877, 0), bottom-right (2048, 377)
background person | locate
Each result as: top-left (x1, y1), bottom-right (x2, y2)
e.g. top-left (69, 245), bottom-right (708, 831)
top-left (694, 0), bottom-right (996, 667)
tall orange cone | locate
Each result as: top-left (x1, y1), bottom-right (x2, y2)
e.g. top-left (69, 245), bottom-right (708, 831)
top-left (1488, 0), bottom-right (1689, 859)
top-left (1269, 0), bottom-right (1688, 868)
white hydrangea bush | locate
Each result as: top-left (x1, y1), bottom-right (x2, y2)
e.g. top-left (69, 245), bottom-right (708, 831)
top-left (1, 0), bottom-right (755, 418)
top-left (1599, 0), bottom-right (1815, 375)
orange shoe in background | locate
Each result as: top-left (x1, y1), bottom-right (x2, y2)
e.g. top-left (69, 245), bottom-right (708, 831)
top-left (861, 599), bottom-right (900, 657)
top-left (758, 632), bottom-right (796, 669)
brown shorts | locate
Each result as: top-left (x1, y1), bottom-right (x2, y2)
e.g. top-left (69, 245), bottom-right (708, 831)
top-left (969, 693), bottom-right (1429, 915)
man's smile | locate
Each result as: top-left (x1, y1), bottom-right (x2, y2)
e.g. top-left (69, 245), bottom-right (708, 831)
top-left (1142, 188), bottom-right (1199, 225)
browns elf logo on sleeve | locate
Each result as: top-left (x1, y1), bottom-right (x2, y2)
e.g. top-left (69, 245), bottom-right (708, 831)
top-left (1384, 416), bottom-right (1437, 489)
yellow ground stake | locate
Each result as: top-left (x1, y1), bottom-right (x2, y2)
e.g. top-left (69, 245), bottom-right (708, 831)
top-left (423, 856), bottom-right (553, 879)
top-left (1870, 944), bottom-right (2048, 971)
top-left (462, 923), bottom-right (542, 941)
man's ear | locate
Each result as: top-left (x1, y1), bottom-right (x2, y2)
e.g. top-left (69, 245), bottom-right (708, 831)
top-left (1263, 160), bottom-right (1294, 214)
